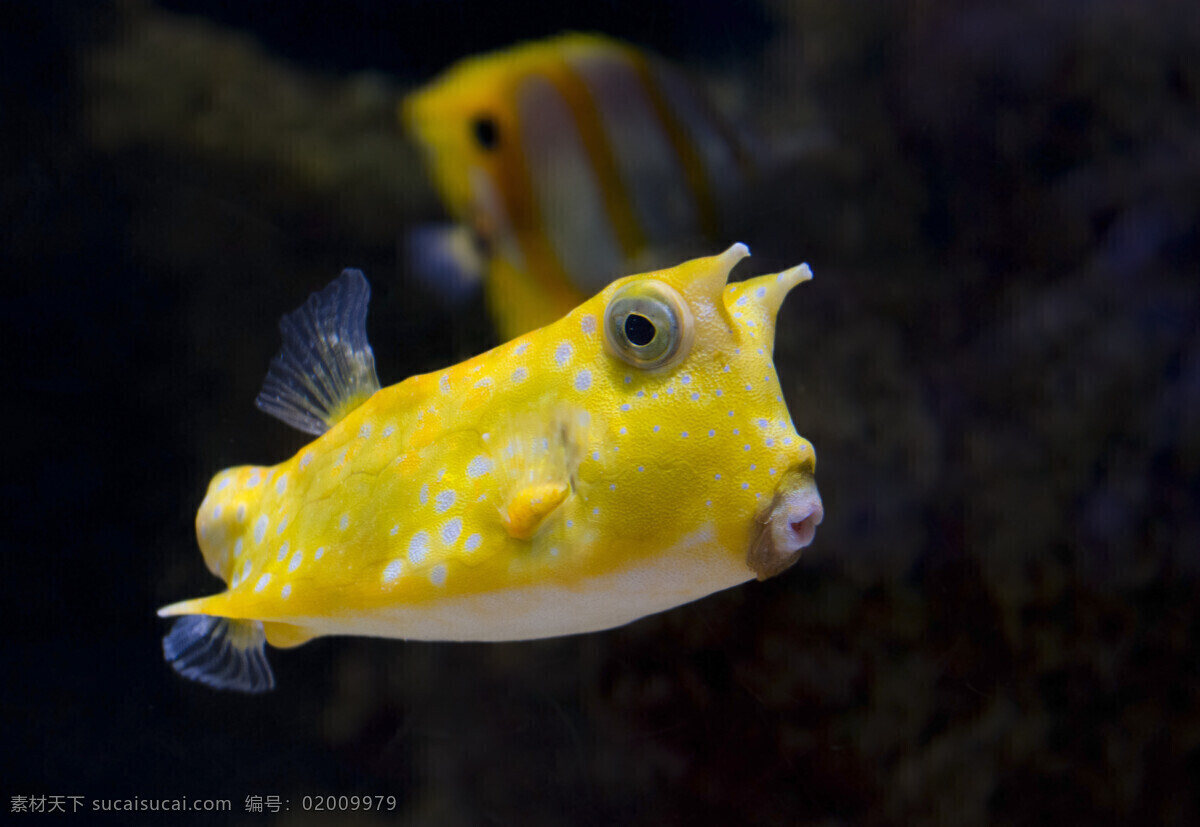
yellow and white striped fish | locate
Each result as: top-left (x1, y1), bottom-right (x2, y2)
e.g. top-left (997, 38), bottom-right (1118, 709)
top-left (158, 244), bottom-right (823, 692)
top-left (402, 33), bottom-right (759, 339)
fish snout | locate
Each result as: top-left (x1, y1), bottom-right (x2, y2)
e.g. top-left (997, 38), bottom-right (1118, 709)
top-left (748, 474), bottom-right (824, 580)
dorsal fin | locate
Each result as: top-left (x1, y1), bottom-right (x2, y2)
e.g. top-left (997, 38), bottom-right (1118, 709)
top-left (255, 269), bottom-right (381, 435)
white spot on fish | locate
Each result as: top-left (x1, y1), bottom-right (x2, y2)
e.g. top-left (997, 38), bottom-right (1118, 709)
top-left (420, 484), bottom-right (429, 505)
top-left (681, 431), bottom-right (689, 438)
top-left (766, 438), bottom-right (775, 447)
top-left (435, 489), bottom-right (456, 513)
top-left (276, 516), bottom-right (288, 534)
top-left (254, 573), bottom-right (271, 593)
top-left (315, 546), bottom-right (325, 560)
top-left (769, 468), bottom-right (777, 475)
top-left (691, 392), bottom-right (700, 401)
top-left (430, 564), bottom-right (447, 586)
top-left (277, 541), bottom-right (289, 562)
top-left (217, 477), bottom-right (230, 491)
top-left (246, 471), bottom-right (261, 488)
top-left (741, 482), bottom-right (749, 490)
top-left (574, 369), bottom-right (592, 391)
top-left (591, 451), bottom-right (600, 461)
top-left (254, 515), bottom-right (268, 544)
top-left (464, 533), bottom-right (482, 552)
top-left (515, 341), bottom-right (530, 356)
top-left (709, 429), bottom-right (716, 437)
top-left (441, 517), bottom-right (462, 546)
top-left (474, 377), bottom-right (493, 389)
top-left (619, 427), bottom-right (627, 435)
top-left (288, 549), bottom-right (303, 573)
top-left (637, 465), bottom-right (644, 472)
top-left (715, 473), bottom-right (722, 480)
top-left (409, 531), bottom-right (429, 564)
top-left (233, 538), bottom-right (243, 558)
top-left (580, 314), bottom-right (597, 334)
top-left (467, 455), bottom-right (493, 478)
top-left (236, 504), bottom-right (246, 522)
top-left (339, 513), bottom-right (349, 530)
top-left (383, 424), bottom-right (395, 437)
top-left (380, 559), bottom-right (403, 585)
top-left (439, 373), bottom-right (451, 394)
top-left (281, 583), bottom-right (292, 599)
top-left (512, 366), bottom-right (528, 383)
top-left (275, 474), bottom-right (287, 495)
top-left (756, 286), bottom-right (767, 299)
top-left (653, 425), bottom-right (660, 433)
top-left (212, 504), bottom-right (222, 520)
top-left (555, 341), bottom-right (573, 366)
top-left (299, 452), bottom-right (313, 470)
top-left (359, 423), bottom-right (371, 439)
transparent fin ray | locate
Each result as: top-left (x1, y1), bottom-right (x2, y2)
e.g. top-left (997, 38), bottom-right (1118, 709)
top-left (162, 615), bottom-right (275, 693)
top-left (255, 269), bottom-right (381, 435)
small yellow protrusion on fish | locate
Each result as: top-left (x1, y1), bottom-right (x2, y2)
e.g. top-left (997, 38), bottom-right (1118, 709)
top-left (160, 244), bottom-right (823, 692)
top-left (502, 482), bottom-right (570, 540)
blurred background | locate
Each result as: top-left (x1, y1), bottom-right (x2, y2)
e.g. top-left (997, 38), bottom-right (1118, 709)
top-left (3, 0), bottom-right (1198, 823)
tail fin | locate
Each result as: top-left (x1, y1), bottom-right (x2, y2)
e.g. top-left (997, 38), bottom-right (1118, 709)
top-left (162, 615), bottom-right (275, 693)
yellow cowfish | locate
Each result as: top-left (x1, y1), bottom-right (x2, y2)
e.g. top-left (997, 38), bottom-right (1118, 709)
top-left (159, 244), bottom-right (823, 692)
top-left (402, 33), bottom-right (758, 339)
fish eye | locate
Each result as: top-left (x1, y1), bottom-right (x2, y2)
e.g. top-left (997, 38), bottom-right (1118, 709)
top-left (603, 280), bottom-right (693, 370)
top-left (471, 115), bottom-right (499, 150)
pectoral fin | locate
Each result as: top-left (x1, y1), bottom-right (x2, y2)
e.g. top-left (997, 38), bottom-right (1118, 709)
top-left (501, 482), bottom-right (570, 540)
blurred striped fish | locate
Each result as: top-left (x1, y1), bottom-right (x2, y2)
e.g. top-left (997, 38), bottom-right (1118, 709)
top-left (402, 33), bottom-right (760, 339)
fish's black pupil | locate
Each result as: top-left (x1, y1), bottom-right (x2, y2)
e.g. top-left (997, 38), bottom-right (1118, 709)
top-left (624, 313), bottom-right (656, 346)
top-left (471, 116), bottom-right (499, 150)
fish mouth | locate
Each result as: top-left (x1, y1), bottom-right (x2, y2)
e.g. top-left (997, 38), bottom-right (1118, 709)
top-left (748, 472), bottom-right (824, 580)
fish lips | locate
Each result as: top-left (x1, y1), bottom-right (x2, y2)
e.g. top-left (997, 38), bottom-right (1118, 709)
top-left (748, 472), bottom-right (824, 580)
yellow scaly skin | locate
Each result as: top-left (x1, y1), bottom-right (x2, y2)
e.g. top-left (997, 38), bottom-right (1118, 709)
top-left (159, 245), bottom-right (820, 649)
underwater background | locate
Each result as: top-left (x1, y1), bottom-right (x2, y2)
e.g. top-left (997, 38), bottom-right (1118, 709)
top-left (3, 1), bottom-right (1198, 823)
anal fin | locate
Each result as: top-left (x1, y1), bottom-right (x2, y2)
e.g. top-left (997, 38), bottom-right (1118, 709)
top-left (263, 621), bottom-right (318, 649)
top-left (255, 269), bottom-right (381, 435)
top-left (162, 615), bottom-right (275, 693)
